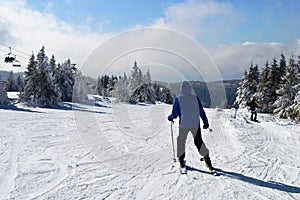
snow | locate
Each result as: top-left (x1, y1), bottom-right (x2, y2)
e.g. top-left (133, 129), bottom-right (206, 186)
top-left (1, 95), bottom-right (300, 199)
top-left (6, 92), bottom-right (20, 99)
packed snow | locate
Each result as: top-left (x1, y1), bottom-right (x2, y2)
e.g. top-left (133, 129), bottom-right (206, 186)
top-left (0, 94), bottom-right (300, 199)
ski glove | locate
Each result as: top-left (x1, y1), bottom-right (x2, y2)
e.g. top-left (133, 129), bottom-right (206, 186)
top-left (167, 116), bottom-right (174, 122)
top-left (203, 124), bottom-right (209, 129)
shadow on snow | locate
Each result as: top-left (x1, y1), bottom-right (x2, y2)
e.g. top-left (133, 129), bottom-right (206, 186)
top-left (64, 102), bottom-right (111, 115)
top-left (186, 165), bottom-right (300, 193)
top-left (0, 105), bottom-right (43, 113)
top-left (0, 102), bottom-right (111, 115)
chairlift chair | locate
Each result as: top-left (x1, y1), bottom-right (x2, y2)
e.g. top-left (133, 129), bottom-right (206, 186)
top-left (3, 47), bottom-right (21, 67)
top-left (12, 60), bottom-right (21, 67)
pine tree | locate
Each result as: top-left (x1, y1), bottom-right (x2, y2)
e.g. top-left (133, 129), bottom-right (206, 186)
top-left (128, 61), bottom-right (143, 94)
top-left (265, 57), bottom-right (280, 112)
top-left (235, 63), bottom-right (260, 107)
top-left (34, 46), bottom-right (61, 106)
top-left (49, 55), bottom-right (62, 101)
top-left (274, 55), bottom-right (299, 118)
top-left (99, 75), bottom-right (110, 97)
top-left (289, 88), bottom-right (300, 121)
top-left (113, 74), bottom-right (130, 102)
top-left (16, 75), bottom-right (24, 92)
top-left (107, 75), bottom-right (117, 97)
top-left (56, 59), bottom-right (76, 102)
top-left (5, 71), bottom-right (17, 91)
top-left (0, 79), bottom-right (8, 105)
top-left (161, 86), bottom-right (173, 104)
top-left (153, 83), bottom-right (173, 104)
top-left (138, 68), bottom-right (143, 84)
top-left (279, 53), bottom-right (287, 85)
top-left (257, 60), bottom-right (272, 112)
top-left (288, 55), bottom-right (300, 121)
top-left (236, 72), bottom-right (252, 104)
top-left (96, 75), bottom-right (103, 96)
top-left (248, 63), bottom-right (260, 94)
top-left (72, 71), bottom-right (88, 103)
top-left (235, 71), bottom-right (248, 107)
top-left (49, 55), bottom-right (56, 73)
top-left (22, 54), bottom-right (38, 101)
top-left (144, 69), bottom-right (152, 84)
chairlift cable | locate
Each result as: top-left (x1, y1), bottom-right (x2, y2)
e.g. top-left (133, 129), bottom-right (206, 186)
top-left (11, 47), bottom-right (31, 57)
top-left (0, 49), bottom-right (8, 54)
top-left (0, 42), bottom-right (31, 57)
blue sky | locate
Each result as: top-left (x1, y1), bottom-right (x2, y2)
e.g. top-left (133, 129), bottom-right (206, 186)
top-left (25, 0), bottom-right (300, 46)
top-left (1, 0), bottom-right (300, 80)
top-left (26, 0), bottom-right (182, 32)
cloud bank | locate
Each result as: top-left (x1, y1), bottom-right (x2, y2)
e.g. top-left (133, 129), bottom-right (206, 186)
top-left (208, 41), bottom-right (300, 80)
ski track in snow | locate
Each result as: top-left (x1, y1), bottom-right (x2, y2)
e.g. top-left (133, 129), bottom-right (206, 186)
top-left (0, 99), bottom-right (300, 199)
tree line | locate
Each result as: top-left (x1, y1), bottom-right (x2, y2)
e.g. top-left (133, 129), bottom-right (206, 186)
top-left (96, 61), bottom-right (174, 104)
top-left (235, 53), bottom-right (300, 121)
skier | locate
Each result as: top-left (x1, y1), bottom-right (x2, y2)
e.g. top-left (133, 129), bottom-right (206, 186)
top-left (233, 103), bottom-right (239, 118)
top-left (247, 96), bottom-right (260, 122)
top-left (167, 81), bottom-right (213, 173)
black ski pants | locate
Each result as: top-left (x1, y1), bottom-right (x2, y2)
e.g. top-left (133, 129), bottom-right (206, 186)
top-left (177, 126), bottom-right (209, 163)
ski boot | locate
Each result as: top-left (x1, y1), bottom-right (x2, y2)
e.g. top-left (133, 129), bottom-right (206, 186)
top-left (179, 160), bottom-right (187, 174)
top-left (202, 155), bottom-right (220, 176)
top-left (203, 155), bottom-right (214, 171)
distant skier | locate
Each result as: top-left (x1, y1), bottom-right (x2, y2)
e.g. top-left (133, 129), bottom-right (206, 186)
top-left (168, 81), bottom-right (213, 173)
top-left (233, 103), bottom-right (239, 118)
top-left (247, 96), bottom-right (261, 122)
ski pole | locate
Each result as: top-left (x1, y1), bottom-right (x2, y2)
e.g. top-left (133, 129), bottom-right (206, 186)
top-left (209, 128), bottom-right (213, 133)
top-left (170, 122), bottom-right (176, 163)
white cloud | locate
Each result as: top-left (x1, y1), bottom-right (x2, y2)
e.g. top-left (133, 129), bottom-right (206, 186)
top-left (209, 40), bottom-right (300, 80)
top-left (241, 42), bottom-right (283, 46)
top-left (0, 0), bottom-right (111, 71)
top-left (151, 0), bottom-right (244, 44)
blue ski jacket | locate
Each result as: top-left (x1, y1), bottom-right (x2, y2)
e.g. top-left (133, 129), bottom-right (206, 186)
top-left (168, 81), bottom-right (209, 128)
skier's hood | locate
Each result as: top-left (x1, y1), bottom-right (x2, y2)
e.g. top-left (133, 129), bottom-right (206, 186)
top-left (180, 81), bottom-right (192, 95)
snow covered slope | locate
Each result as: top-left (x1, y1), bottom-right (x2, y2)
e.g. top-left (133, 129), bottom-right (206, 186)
top-left (0, 99), bottom-right (299, 199)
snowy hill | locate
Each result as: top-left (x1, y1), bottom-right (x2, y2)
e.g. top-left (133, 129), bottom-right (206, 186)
top-left (0, 95), bottom-right (300, 199)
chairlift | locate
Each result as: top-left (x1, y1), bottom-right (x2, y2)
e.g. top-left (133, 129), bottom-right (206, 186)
top-left (4, 47), bottom-right (21, 67)
top-left (12, 60), bottom-right (21, 67)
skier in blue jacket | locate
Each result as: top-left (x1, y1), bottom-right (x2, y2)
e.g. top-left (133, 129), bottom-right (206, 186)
top-left (168, 81), bottom-right (213, 171)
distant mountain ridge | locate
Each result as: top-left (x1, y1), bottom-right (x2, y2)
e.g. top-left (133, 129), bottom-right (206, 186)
top-left (164, 80), bottom-right (240, 108)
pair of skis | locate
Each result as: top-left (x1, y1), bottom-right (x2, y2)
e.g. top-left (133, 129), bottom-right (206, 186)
top-left (179, 165), bottom-right (221, 176)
